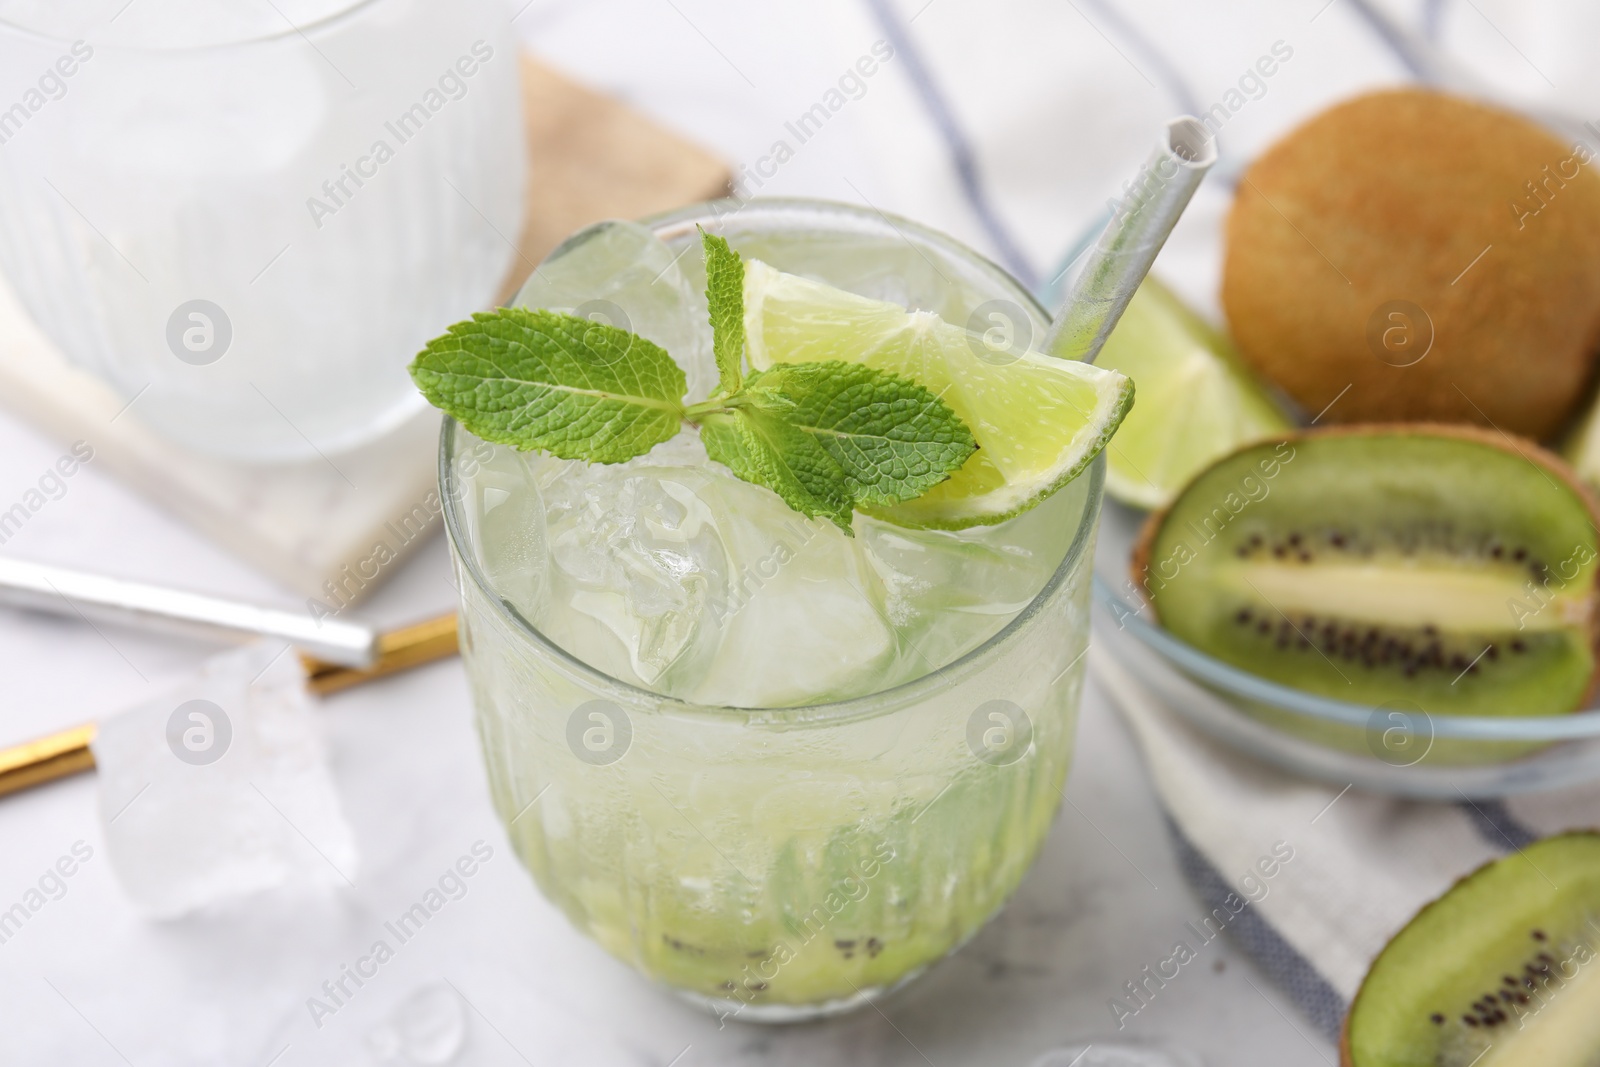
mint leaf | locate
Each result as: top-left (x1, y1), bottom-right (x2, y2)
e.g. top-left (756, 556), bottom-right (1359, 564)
top-left (692, 360), bottom-right (976, 533)
top-left (740, 362), bottom-right (976, 506)
top-left (699, 408), bottom-right (855, 531)
top-left (410, 308), bottom-right (686, 463)
top-left (407, 297), bottom-right (977, 534)
top-left (699, 226), bottom-right (744, 397)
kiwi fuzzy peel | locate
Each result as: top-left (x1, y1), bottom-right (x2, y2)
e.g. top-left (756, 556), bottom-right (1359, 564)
top-left (1132, 425), bottom-right (1600, 720)
top-left (1222, 88), bottom-right (1600, 440)
top-left (1342, 831), bottom-right (1600, 1067)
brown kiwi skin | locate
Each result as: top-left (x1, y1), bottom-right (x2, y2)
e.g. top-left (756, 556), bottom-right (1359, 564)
top-left (1337, 829), bottom-right (1600, 1067)
top-left (1222, 88), bottom-right (1600, 441)
top-left (1128, 424), bottom-right (1600, 709)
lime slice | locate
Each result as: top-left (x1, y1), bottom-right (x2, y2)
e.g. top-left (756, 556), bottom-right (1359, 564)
top-left (1562, 392), bottom-right (1600, 491)
top-left (1095, 277), bottom-right (1292, 509)
top-left (743, 260), bottom-right (1133, 529)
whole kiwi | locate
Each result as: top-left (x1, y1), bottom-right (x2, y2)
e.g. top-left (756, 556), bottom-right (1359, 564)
top-left (1223, 88), bottom-right (1600, 440)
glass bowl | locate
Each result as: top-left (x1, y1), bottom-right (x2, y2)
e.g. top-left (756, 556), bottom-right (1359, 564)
top-left (1092, 498), bottom-right (1600, 798)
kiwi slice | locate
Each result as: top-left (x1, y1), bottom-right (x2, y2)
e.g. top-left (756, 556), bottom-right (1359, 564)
top-left (1342, 831), bottom-right (1600, 1066)
top-left (1132, 426), bottom-right (1600, 720)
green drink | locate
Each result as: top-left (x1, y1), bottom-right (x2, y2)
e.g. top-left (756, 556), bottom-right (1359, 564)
top-left (438, 200), bottom-right (1118, 1020)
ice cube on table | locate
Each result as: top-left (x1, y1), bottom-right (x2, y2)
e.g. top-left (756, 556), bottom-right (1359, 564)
top-left (90, 642), bottom-right (357, 918)
top-left (511, 219), bottom-right (715, 401)
top-left (365, 981), bottom-right (466, 1065)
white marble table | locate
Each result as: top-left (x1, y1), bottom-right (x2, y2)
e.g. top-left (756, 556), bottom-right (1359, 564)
top-left (3, 0), bottom-right (1474, 1060)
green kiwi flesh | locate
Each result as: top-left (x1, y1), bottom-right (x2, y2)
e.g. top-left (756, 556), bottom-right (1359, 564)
top-left (1133, 428), bottom-right (1600, 720)
top-left (1342, 831), bottom-right (1600, 1067)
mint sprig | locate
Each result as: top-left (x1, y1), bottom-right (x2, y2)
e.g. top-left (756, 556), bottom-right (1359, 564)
top-left (410, 309), bottom-right (685, 463)
top-left (695, 362), bottom-right (974, 529)
top-left (696, 361), bottom-right (975, 510)
top-left (699, 226), bottom-right (744, 398)
top-left (409, 232), bottom-right (976, 534)
top-left (697, 401), bottom-right (855, 529)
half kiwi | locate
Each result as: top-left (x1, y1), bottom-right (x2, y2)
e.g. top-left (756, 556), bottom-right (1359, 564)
top-left (1132, 426), bottom-right (1600, 724)
top-left (1342, 831), bottom-right (1600, 1066)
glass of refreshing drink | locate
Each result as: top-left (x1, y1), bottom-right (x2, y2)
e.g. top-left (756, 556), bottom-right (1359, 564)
top-left (0, 0), bottom-right (523, 459)
top-left (427, 162), bottom-right (1206, 1017)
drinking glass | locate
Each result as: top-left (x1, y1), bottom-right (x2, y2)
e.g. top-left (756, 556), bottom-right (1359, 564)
top-left (0, 0), bottom-right (525, 459)
top-left (442, 200), bottom-right (1104, 1020)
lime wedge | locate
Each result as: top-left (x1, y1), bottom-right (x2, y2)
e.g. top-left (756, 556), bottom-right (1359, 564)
top-left (1095, 277), bottom-right (1292, 509)
top-left (1563, 392), bottom-right (1600, 491)
top-left (743, 260), bottom-right (1133, 529)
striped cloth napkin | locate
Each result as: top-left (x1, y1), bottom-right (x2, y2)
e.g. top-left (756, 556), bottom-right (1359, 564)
top-left (1093, 644), bottom-right (1600, 1038)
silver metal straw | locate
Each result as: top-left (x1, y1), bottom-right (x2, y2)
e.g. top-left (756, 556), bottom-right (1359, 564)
top-left (1046, 116), bottom-right (1217, 364)
top-left (0, 556), bottom-right (379, 668)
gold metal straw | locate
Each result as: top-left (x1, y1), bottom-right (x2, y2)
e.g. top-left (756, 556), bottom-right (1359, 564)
top-left (0, 612), bottom-right (460, 799)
